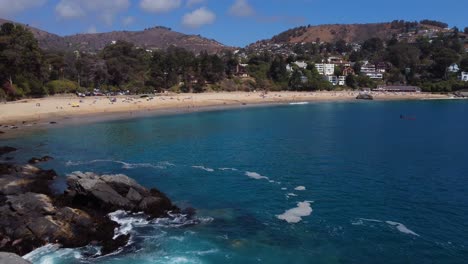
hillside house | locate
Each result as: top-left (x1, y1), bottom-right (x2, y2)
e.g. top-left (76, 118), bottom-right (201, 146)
top-left (361, 62), bottom-right (376, 73)
top-left (328, 57), bottom-right (351, 67)
top-left (235, 63), bottom-right (250, 78)
top-left (461, 72), bottom-right (468, 82)
top-left (342, 67), bottom-right (355, 76)
top-left (315, 63), bottom-right (335, 76)
top-left (376, 62), bottom-right (388, 73)
top-left (324, 75), bottom-right (346, 86)
top-left (447, 63), bottom-right (460, 73)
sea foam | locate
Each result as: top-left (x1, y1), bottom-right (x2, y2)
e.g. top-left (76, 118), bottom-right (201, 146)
top-left (294, 186), bottom-right (306, 191)
top-left (192, 166), bottom-right (215, 172)
top-left (277, 201), bottom-right (313, 223)
top-left (386, 221), bottom-right (420, 236)
top-left (66, 159), bottom-right (168, 169)
top-left (289, 102), bottom-right (310, 105)
top-left (245, 171), bottom-right (269, 180)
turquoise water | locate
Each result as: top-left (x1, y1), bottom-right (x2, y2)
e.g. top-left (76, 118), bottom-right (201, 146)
top-left (3, 100), bottom-right (468, 264)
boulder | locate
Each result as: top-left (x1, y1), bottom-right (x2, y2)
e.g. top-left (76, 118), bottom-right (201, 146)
top-left (66, 172), bottom-right (177, 218)
top-left (0, 252), bottom-right (31, 264)
top-left (28, 156), bottom-right (54, 164)
top-left (356, 93), bottom-right (374, 100)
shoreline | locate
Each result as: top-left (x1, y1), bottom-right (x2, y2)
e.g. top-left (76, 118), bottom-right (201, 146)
top-left (0, 91), bottom-right (452, 138)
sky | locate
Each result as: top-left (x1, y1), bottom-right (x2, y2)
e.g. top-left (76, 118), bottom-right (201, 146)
top-left (1, 0), bottom-right (467, 47)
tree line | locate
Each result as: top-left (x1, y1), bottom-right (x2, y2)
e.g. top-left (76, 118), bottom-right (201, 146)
top-left (1, 22), bottom-right (468, 100)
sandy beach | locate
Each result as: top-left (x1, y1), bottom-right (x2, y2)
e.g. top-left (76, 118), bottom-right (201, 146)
top-left (0, 91), bottom-right (449, 135)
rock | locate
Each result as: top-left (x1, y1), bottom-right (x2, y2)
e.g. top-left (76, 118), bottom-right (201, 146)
top-left (0, 163), bottom-right (178, 257)
top-left (49, 122), bottom-right (57, 124)
top-left (356, 93), bottom-right (374, 100)
top-left (0, 131), bottom-right (4, 134)
top-left (66, 172), bottom-right (176, 217)
top-left (0, 252), bottom-right (31, 264)
top-left (27, 156), bottom-right (54, 164)
top-left (0, 147), bottom-right (16, 156)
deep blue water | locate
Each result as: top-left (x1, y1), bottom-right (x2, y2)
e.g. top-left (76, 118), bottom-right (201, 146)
top-left (3, 100), bottom-right (468, 264)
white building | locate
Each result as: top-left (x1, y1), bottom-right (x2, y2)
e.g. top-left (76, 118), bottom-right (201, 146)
top-left (461, 72), bottom-right (468, 82)
top-left (315, 63), bottom-right (335, 76)
top-left (365, 73), bottom-right (384, 79)
top-left (324, 75), bottom-right (346, 86)
top-left (361, 62), bottom-right (376, 73)
top-left (294, 61), bottom-right (308, 69)
top-left (447, 63), bottom-right (460, 73)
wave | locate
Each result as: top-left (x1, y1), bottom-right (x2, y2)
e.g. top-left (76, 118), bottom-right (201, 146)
top-left (386, 221), bottom-right (420, 237)
top-left (286, 193), bottom-right (298, 197)
top-left (23, 244), bottom-right (83, 263)
top-left (352, 218), bottom-right (420, 236)
top-left (289, 102), bottom-right (310, 105)
top-left (109, 210), bottom-right (150, 239)
top-left (245, 171), bottom-right (269, 180)
top-left (219, 167), bottom-right (238, 171)
top-left (294, 186), bottom-right (306, 191)
top-left (192, 166), bottom-right (215, 172)
top-left (66, 159), bottom-right (169, 169)
top-left (276, 201), bottom-right (313, 223)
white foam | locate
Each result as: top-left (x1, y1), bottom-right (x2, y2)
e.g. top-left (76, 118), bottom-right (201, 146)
top-left (386, 221), bottom-right (420, 236)
top-left (294, 186), bottom-right (306, 191)
top-left (108, 210), bottom-right (149, 239)
top-left (219, 168), bottom-right (238, 171)
top-left (286, 193), bottom-right (298, 197)
top-left (289, 102), bottom-right (310, 105)
top-left (66, 159), bottom-right (167, 169)
top-left (281, 187), bottom-right (287, 190)
top-left (245, 171), bottom-right (269, 180)
top-left (276, 201), bottom-right (313, 223)
top-left (192, 166), bottom-right (215, 172)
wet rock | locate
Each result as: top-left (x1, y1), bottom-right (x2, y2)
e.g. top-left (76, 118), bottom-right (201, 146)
top-left (0, 146), bottom-right (16, 156)
top-left (0, 163), bottom-right (177, 257)
top-left (356, 93), bottom-right (374, 100)
top-left (66, 172), bottom-right (177, 218)
top-left (0, 252), bottom-right (31, 264)
top-left (27, 156), bottom-right (54, 164)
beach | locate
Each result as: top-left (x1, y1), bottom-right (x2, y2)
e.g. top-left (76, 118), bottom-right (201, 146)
top-left (0, 91), bottom-right (448, 135)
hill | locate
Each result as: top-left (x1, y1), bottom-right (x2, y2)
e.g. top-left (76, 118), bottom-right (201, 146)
top-left (249, 21), bottom-right (459, 47)
top-left (0, 19), bottom-right (228, 54)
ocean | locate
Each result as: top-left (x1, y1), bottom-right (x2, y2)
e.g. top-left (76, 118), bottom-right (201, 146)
top-left (3, 100), bottom-right (468, 264)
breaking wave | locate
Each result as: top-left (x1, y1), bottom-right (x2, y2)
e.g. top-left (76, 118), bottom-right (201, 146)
top-left (276, 201), bottom-right (313, 223)
top-left (245, 171), bottom-right (269, 180)
top-left (192, 166), bottom-right (215, 172)
top-left (352, 218), bottom-right (420, 236)
top-left (66, 159), bottom-right (171, 169)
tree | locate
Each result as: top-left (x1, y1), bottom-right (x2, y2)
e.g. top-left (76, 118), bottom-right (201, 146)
top-left (431, 48), bottom-right (460, 78)
top-left (0, 23), bottom-right (46, 98)
top-left (345, 74), bottom-right (357, 89)
top-left (465, 27), bottom-right (468, 34)
top-left (268, 57), bottom-right (289, 83)
top-left (288, 69), bottom-right (303, 90)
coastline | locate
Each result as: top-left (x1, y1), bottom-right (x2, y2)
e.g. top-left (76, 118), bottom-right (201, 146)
top-left (0, 91), bottom-right (450, 138)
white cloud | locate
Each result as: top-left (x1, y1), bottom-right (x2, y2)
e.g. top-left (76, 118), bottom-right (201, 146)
top-left (229, 0), bottom-right (254, 17)
top-left (182, 7), bottom-right (215, 28)
top-left (140, 0), bottom-right (181, 13)
top-left (0, 0), bottom-right (47, 17)
top-left (55, 0), bottom-right (130, 26)
top-left (122, 16), bottom-right (135, 26)
top-left (186, 0), bottom-right (205, 7)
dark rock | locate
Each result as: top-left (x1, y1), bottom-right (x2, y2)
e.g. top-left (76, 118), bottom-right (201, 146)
top-left (4, 157), bottom-right (13, 161)
top-left (0, 146), bottom-right (17, 156)
top-left (0, 131), bottom-right (4, 134)
top-left (0, 164), bottom-right (177, 257)
top-left (356, 93), bottom-right (374, 100)
top-left (49, 122), bottom-right (57, 124)
top-left (27, 156), bottom-right (54, 164)
top-left (66, 172), bottom-right (177, 217)
top-left (0, 252), bottom-right (31, 264)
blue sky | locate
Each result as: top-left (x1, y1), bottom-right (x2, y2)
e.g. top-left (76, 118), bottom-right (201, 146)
top-left (1, 0), bottom-right (467, 47)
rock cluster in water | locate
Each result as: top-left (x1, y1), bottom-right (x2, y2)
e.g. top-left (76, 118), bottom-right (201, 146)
top-left (0, 147), bottom-right (178, 257)
top-left (356, 93), bottom-right (374, 100)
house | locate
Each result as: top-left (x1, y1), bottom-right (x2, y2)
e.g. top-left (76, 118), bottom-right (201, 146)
top-left (315, 63), bottom-right (335, 76)
top-left (376, 62), bottom-right (388, 73)
top-left (447, 63), bottom-right (460, 73)
top-left (461, 72), bottom-right (468, 82)
top-left (372, 86), bottom-right (421, 92)
top-left (324, 75), bottom-right (346, 86)
top-left (342, 67), bottom-right (355, 76)
top-left (338, 76), bottom-right (346, 86)
top-left (293, 61), bottom-right (308, 69)
top-left (328, 57), bottom-right (351, 67)
top-left (324, 75), bottom-right (338, 85)
top-left (235, 64), bottom-right (250, 78)
top-left (361, 62), bottom-right (376, 73)
top-left (365, 72), bottom-right (384, 79)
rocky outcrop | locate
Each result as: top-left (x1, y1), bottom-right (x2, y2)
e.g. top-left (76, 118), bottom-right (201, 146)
top-left (356, 93), bottom-right (374, 100)
top-left (0, 162), bottom-right (178, 257)
top-left (0, 252), bottom-right (31, 264)
top-left (64, 172), bottom-right (177, 218)
top-left (28, 156), bottom-right (54, 164)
